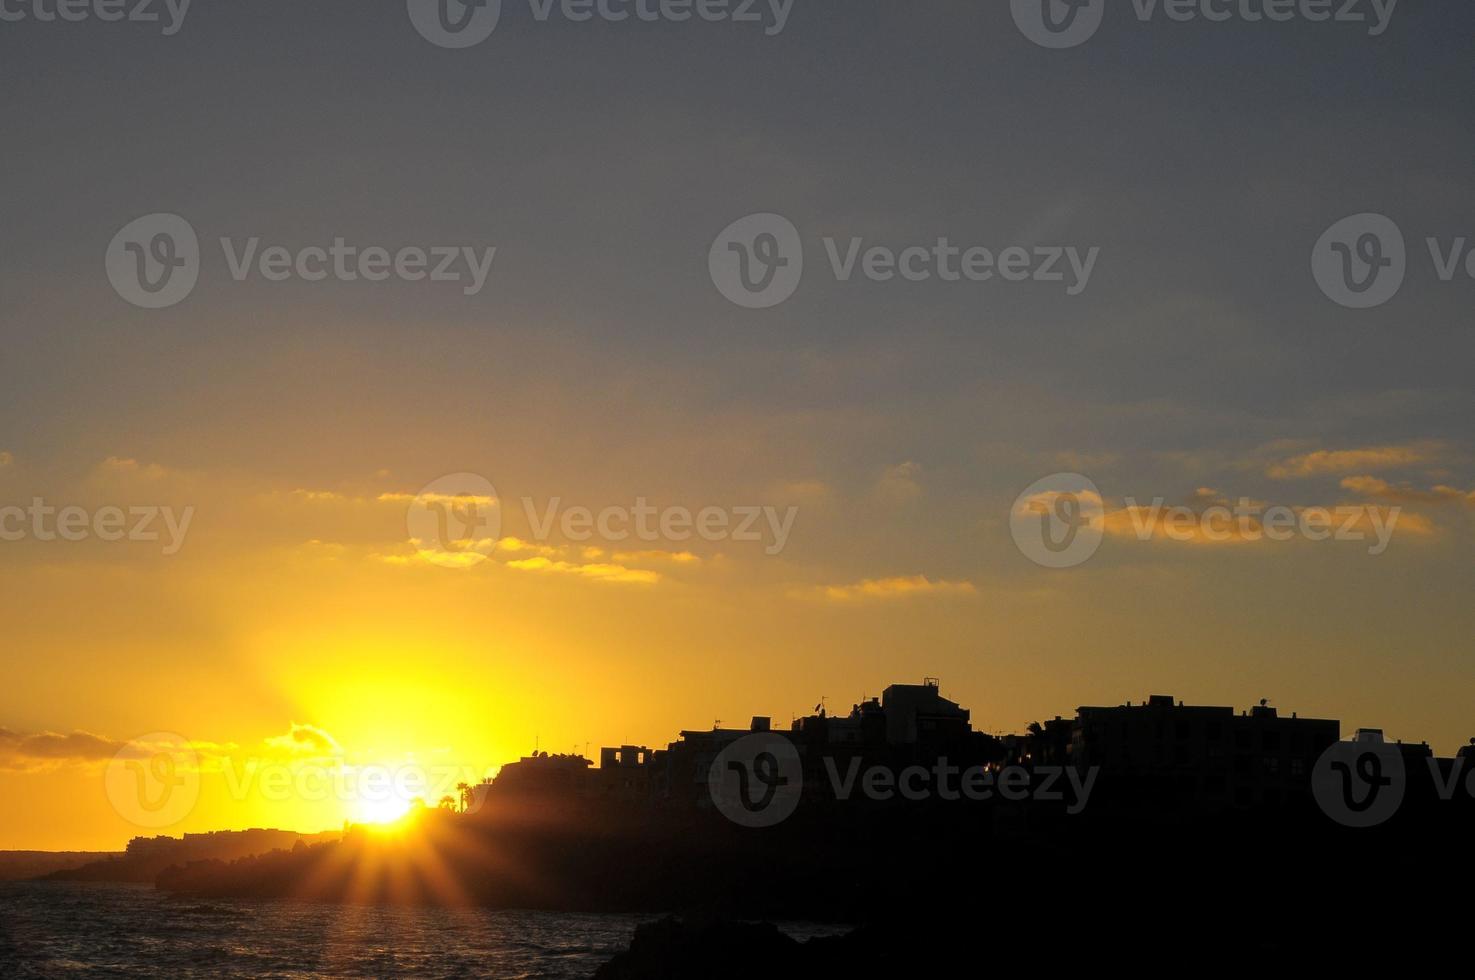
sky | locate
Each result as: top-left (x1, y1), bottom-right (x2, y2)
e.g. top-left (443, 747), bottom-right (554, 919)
top-left (2, 0), bottom-right (1474, 849)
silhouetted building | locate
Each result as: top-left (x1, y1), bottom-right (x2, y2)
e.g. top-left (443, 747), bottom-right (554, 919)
top-left (1072, 695), bottom-right (1339, 810)
top-left (491, 752), bottom-right (593, 796)
top-left (881, 678), bottom-right (970, 746)
top-left (1002, 715), bottom-right (1073, 768)
top-left (123, 829), bottom-right (339, 863)
top-left (665, 717), bottom-right (777, 808)
top-left (593, 745), bottom-right (659, 800)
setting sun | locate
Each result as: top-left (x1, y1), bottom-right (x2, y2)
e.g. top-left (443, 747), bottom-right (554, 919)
top-left (351, 797), bottom-right (413, 827)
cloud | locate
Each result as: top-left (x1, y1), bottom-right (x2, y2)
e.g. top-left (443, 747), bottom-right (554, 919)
top-left (378, 491), bottom-right (498, 508)
top-left (0, 727), bottom-right (125, 769)
top-left (1266, 444), bottom-right (1435, 479)
top-left (370, 537), bottom-right (500, 568)
top-left (291, 489), bottom-right (352, 503)
top-left (265, 723), bottom-right (341, 757)
top-left (496, 536), bottom-right (561, 558)
top-left (816, 575), bottom-right (977, 602)
top-left (375, 538), bottom-right (693, 579)
top-left (1099, 498), bottom-right (1433, 545)
top-left (0, 728), bottom-right (233, 772)
top-left (407, 537), bottom-right (499, 562)
top-left (95, 456), bottom-right (170, 480)
top-left (1103, 504), bottom-right (1264, 545)
top-left (611, 549), bottom-right (700, 564)
top-left (1013, 487), bottom-right (1106, 515)
top-left (504, 557), bottom-right (662, 585)
top-left (1340, 476), bottom-right (1475, 506)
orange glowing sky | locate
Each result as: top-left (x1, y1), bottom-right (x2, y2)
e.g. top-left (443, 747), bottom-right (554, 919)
top-left (4, 415), bottom-right (1474, 849)
top-left (5, 3), bottom-right (1475, 851)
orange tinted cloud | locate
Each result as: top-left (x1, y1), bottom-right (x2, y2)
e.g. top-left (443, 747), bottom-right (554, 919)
top-left (291, 489), bottom-right (352, 503)
top-left (612, 549), bottom-right (701, 564)
top-left (1341, 476), bottom-right (1475, 506)
top-left (95, 456), bottom-right (170, 480)
top-left (817, 575), bottom-right (977, 602)
top-left (504, 556), bottom-right (662, 585)
top-left (0, 729), bottom-right (235, 772)
top-left (1102, 504), bottom-right (1261, 545)
top-left (496, 536), bottom-right (560, 557)
top-left (1266, 444), bottom-right (1435, 479)
top-left (378, 490), bottom-right (497, 507)
top-left (0, 728), bottom-right (124, 770)
top-left (1102, 499), bottom-right (1429, 547)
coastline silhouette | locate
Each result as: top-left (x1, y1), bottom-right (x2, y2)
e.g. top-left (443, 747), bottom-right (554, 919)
top-left (11, 678), bottom-right (1463, 964)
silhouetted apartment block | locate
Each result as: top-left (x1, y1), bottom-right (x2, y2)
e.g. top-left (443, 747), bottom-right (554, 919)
top-left (791, 698), bottom-right (880, 745)
top-left (593, 745), bottom-right (658, 800)
top-left (666, 717), bottom-right (779, 806)
top-left (1348, 727), bottom-right (1457, 811)
top-left (490, 752), bottom-right (593, 796)
top-left (1071, 695), bottom-right (1339, 810)
top-left (880, 678), bottom-right (971, 746)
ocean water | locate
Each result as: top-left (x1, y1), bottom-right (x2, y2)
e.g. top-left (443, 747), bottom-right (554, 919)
top-left (0, 882), bottom-right (646, 978)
